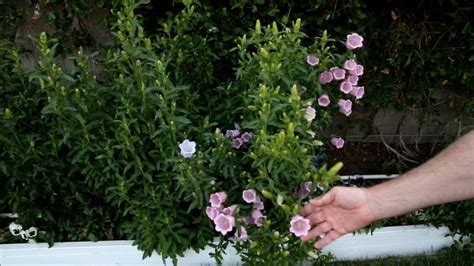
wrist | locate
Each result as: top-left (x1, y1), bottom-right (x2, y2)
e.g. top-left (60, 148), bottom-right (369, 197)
top-left (363, 187), bottom-right (383, 222)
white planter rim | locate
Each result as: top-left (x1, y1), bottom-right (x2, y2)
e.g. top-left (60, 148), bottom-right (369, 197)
top-left (0, 225), bottom-right (459, 265)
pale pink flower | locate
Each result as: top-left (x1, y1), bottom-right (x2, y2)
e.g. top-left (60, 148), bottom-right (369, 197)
top-left (331, 67), bottom-right (346, 80)
top-left (289, 215), bottom-right (311, 237)
top-left (214, 213), bottom-right (235, 235)
top-left (343, 59), bottom-right (357, 71)
top-left (206, 206), bottom-right (220, 220)
top-left (350, 64), bottom-right (364, 76)
top-left (331, 137), bottom-right (345, 149)
top-left (346, 33), bottom-right (364, 50)
top-left (232, 138), bottom-right (243, 149)
top-left (351, 86), bottom-right (365, 100)
top-left (242, 189), bottom-right (257, 203)
top-left (235, 226), bottom-right (248, 241)
top-left (346, 75), bottom-right (359, 86)
top-left (317, 94), bottom-right (330, 107)
top-left (337, 99), bottom-right (352, 116)
top-left (340, 81), bottom-right (353, 94)
top-left (319, 71), bottom-right (334, 84)
top-left (241, 132), bottom-right (252, 142)
top-left (209, 191), bottom-right (227, 207)
top-left (306, 55), bottom-right (320, 66)
top-left (251, 209), bottom-right (266, 227)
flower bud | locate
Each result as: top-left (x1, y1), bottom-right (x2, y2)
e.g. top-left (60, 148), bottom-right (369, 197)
top-left (277, 195), bottom-right (283, 206)
top-left (255, 19), bottom-right (261, 34)
top-left (4, 108), bottom-right (12, 118)
top-left (272, 22), bottom-right (278, 35)
top-left (259, 47), bottom-right (270, 59)
top-left (328, 162), bottom-right (343, 176)
top-left (294, 18), bottom-right (301, 33)
top-left (290, 84), bottom-right (299, 102)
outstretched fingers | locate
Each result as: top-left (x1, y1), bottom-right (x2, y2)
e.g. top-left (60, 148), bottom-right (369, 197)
top-left (300, 221), bottom-right (332, 241)
top-left (314, 229), bottom-right (342, 249)
top-left (306, 210), bottom-right (326, 226)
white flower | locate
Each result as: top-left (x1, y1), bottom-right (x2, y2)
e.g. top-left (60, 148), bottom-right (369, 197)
top-left (179, 139), bottom-right (196, 158)
top-left (9, 222), bottom-right (22, 236)
top-left (25, 227), bottom-right (38, 238)
top-left (303, 106), bottom-right (316, 122)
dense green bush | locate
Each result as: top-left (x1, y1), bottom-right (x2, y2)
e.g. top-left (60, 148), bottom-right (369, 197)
top-left (1, 0), bottom-right (473, 264)
top-left (0, 0), bottom-right (361, 264)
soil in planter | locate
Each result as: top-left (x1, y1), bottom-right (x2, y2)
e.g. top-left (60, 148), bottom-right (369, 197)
top-left (325, 141), bottom-right (447, 175)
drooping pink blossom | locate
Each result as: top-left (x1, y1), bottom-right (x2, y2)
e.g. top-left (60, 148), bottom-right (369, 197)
top-left (306, 55), bottom-right (320, 66)
top-left (319, 71), bottom-right (334, 85)
top-left (351, 86), bottom-right (365, 100)
top-left (206, 206), bottom-right (220, 220)
top-left (253, 201), bottom-right (264, 210)
top-left (337, 99), bottom-right (352, 116)
top-left (209, 192), bottom-right (227, 207)
top-left (331, 67), bottom-right (346, 80)
top-left (289, 215), bottom-right (311, 237)
top-left (223, 204), bottom-right (238, 216)
top-left (244, 216), bottom-right (254, 225)
top-left (235, 226), bottom-right (248, 241)
top-left (346, 33), bottom-right (364, 50)
top-left (343, 59), bottom-right (357, 71)
top-left (214, 213), bottom-right (235, 235)
top-left (296, 181), bottom-right (313, 198)
top-left (242, 189), bottom-right (257, 203)
top-left (340, 81), bottom-right (353, 94)
top-left (251, 209), bottom-right (266, 227)
top-left (317, 94), bottom-right (330, 107)
top-left (331, 137), bottom-right (345, 149)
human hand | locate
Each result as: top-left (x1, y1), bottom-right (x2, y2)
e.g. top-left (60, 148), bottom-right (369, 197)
top-left (300, 186), bottom-right (377, 249)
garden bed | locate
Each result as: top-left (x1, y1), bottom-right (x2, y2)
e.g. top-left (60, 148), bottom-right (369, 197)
top-left (0, 225), bottom-right (458, 265)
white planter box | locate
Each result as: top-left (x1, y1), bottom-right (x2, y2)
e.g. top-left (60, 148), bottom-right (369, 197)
top-left (0, 225), bottom-right (456, 266)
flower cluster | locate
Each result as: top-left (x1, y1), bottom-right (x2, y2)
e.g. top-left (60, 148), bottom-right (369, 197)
top-left (206, 189), bottom-right (266, 241)
top-left (9, 222), bottom-right (38, 242)
top-left (225, 124), bottom-right (252, 149)
top-left (311, 33), bottom-right (365, 149)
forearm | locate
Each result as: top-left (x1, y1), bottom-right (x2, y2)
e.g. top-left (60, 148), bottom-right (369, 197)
top-left (366, 130), bottom-right (474, 221)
